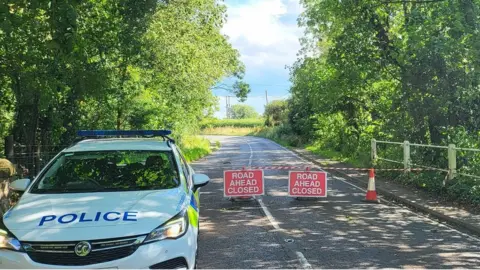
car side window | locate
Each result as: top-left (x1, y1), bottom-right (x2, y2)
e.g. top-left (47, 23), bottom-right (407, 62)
top-left (175, 147), bottom-right (192, 190)
top-left (180, 157), bottom-right (192, 190)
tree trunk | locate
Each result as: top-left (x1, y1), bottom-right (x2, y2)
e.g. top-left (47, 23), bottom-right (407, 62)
top-left (117, 108), bottom-right (123, 130)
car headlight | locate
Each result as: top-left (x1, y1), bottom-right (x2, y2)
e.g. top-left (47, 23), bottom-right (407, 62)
top-left (143, 210), bottom-right (189, 244)
top-left (0, 219), bottom-right (22, 252)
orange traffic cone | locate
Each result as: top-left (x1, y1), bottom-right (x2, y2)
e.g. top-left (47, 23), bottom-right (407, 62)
top-left (363, 168), bottom-right (379, 203)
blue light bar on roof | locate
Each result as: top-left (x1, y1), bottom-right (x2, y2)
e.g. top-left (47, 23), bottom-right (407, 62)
top-left (77, 130), bottom-right (172, 137)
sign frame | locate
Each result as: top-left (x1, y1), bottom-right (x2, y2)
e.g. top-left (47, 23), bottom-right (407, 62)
top-left (224, 169), bottom-right (265, 197)
top-left (288, 170), bottom-right (327, 198)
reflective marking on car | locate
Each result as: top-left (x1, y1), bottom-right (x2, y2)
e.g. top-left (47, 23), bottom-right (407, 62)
top-left (187, 206), bottom-right (198, 228)
top-left (189, 194), bottom-right (198, 212)
top-left (176, 193), bottom-right (187, 212)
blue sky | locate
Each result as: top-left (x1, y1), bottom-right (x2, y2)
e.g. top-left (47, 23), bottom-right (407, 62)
top-left (213, 0), bottom-right (304, 118)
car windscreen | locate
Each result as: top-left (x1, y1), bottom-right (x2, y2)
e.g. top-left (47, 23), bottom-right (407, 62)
top-left (30, 150), bottom-right (180, 193)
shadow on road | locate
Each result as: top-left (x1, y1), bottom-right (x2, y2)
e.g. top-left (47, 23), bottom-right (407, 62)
top-left (193, 136), bottom-right (480, 269)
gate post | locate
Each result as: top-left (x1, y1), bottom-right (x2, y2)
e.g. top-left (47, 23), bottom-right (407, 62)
top-left (371, 139), bottom-right (377, 163)
top-left (403, 141), bottom-right (410, 171)
top-left (448, 144), bottom-right (456, 180)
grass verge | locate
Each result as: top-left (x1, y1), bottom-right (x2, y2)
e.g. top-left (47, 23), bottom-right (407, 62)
top-left (250, 127), bottom-right (370, 168)
top-left (178, 136), bottom-right (211, 162)
top-left (304, 144), bottom-right (370, 168)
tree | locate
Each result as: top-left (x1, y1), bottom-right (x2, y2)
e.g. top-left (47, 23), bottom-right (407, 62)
top-left (230, 104), bottom-right (259, 119)
top-left (0, 0), bottom-right (244, 175)
top-left (231, 81), bottom-right (251, 102)
top-left (286, 0), bottom-right (480, 159)
top-left (264, 100), bottom-right (288, 127)
top-left (142, 0), bottom-right (245, 134)
top-left (284, 0), bottom-right (480, 205)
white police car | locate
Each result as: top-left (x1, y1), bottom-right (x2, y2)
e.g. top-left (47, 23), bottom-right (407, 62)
top-left (0, 130), bottom-right (209, 269)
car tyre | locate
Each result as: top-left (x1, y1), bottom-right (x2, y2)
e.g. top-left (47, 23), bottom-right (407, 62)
top-left (194, 249), bottom-right (198, 269)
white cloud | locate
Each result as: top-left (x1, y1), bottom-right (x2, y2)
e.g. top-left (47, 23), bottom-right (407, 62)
top-left (214, 0), bottom-right (302, 116)
top-left (222, 0), bottom-right (303, 70)
top-left (285, 0), bottom-right (304, 14)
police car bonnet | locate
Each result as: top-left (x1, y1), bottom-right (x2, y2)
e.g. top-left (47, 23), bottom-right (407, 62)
top-left (3, 189), bottom-right (186, 235)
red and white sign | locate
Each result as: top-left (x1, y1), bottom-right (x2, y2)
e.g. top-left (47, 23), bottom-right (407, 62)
top-left (224, 170), bottom-right (264, 197)
top-left (288, 171), bottom-right (327, 197)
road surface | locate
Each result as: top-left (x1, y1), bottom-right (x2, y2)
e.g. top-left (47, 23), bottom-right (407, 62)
top-left (192, 136), bottom-right (480, 269)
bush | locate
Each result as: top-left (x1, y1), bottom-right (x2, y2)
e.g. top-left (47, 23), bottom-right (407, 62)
top-left (264, 100), bottom-right (288, 127)
top-left (251, 125), bottom-right (305, 147)
top-left (229, 104), bottom-right (259, 119)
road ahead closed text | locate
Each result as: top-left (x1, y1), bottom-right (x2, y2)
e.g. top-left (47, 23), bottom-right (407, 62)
top-left (224, 170), bottom-right (264, 197)
top-left (289, 171), bottom-right (327, 197)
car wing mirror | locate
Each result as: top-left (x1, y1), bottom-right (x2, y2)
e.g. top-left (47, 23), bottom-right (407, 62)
top-left (10, 178), bottom-right (31, 192)
top-left (192, 174), bottom-right (209, 192)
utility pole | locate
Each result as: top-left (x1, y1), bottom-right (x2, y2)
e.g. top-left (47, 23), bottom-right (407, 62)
top-left (225, 96), bottom-right (228, 119)
top-left (265, 90), bottom-right (269, 105)
top-left (225, 96), bottom-right (232, 119)
top-left (229, 96), bottom-right (231, 118)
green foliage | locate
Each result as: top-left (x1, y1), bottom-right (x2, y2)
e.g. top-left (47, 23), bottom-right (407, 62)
top-left (250, 127), bottom-right (291, 147)
top-left (229, 104), bottom-right (259, 119)
top-left (211, 80), bottom-right (251, 102)
top-left (178, 136), bottom-right (211, 162)
top-left (251, 125), bottom-right (305, 147)
top-left (143, 0), bottom-right (244, 134)
top-left (200, 118), bottom-right (264, 128)
top-left (264, 100), bottom-right (288, 127)
top-left (231, 81), bottom-right (251, 102)
top-left (283, 0), bottom-right (480, 205)
top-left (200, 116), bottom-right (263, 135)
top-left (201, 126), bottom-right (261, 136)
top-left (0, 0), bottom-right (243, 173)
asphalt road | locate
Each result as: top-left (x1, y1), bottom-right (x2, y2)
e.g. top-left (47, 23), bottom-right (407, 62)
top-left (192, 136), bottom-right (480, 269)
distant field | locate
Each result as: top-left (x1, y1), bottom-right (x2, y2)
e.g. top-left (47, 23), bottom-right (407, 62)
top-left (200, 118), bottom-right (264, 128)
top-left (200, 126), bottom-right (262, 136)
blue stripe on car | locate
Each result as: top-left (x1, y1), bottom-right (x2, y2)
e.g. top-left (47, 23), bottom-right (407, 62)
top-left (190, 194), bottom-right (198, 212)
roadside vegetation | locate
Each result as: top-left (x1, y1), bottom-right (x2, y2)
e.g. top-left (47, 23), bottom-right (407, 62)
top-left (178, 136), bottom-right (212, 163)
top-left (200, 116), bottom-right (263, 135)
top-left (228, 104), bottom-right (259, 119)
top-left (202, 127), bottom-right (262, 136)
top-left (203, 0), bottom-right (480, 208)
top-left (3, 0), bottom-right (480, 208)
top-left (286, 0), bottom-right (480, 207)
top-left (200, 118), bottom-right (264, 129)
top-left (0, 1), bottom-right (249, 170)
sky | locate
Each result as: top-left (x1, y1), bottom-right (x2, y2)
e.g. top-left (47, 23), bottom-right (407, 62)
top-left (213, 0), bottom-right (304, 118)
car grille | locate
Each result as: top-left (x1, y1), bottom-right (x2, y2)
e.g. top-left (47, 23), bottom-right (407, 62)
top-left (149, 257), bottom-right (188, 269)
top-left (22, 235), bottom-right (146, 266)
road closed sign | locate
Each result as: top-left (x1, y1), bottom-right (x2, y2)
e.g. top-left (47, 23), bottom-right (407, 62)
top-left (224, 170), bottom-right (264, 197)
top-left (289, 171), bottom-right (327, 197)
